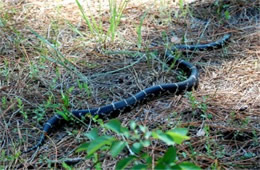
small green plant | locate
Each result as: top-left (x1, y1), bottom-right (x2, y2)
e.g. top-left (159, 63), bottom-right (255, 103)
top-left (241, 117), bottom-right (250, 128)
top-left (32, 94), bottom-right (60, 122)
top-left (224, 10), bottom-right (231, 20)
top-left (252, 130), bottom-right (259, 146)
top-left (32, 106), bottom-right (46, 122)
top-left (214, 1), bottom-right (230, 20)
top-left (29, 62), bottom-right (40, 79)
top-left (76, 119), bottom-right (201, 169)
top-left (2, 59), bottom-right (9, 77)
top-left (57, 87), bottom-right (75, 121)
top-left (0, 150), bottom-right (20, 169)
top-left (1, 96), bottom-right (7, 110)
top-left (16, 97), bottom-right (28, 120)
top-left (186, 92), bottom-right (211, 119)
top-left (77, 79), bottom-right (91, 98)
top-left (203, 125), bottom-right (212, 155)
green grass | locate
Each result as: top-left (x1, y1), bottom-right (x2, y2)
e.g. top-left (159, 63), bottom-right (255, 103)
top-left (136, 12), bottom-right (147, 49)
top-left (75, 0), bottom-right (129, 42)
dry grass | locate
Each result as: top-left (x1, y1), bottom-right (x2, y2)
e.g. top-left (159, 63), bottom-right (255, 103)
top-left (0, 0), bottom-right (259, 169)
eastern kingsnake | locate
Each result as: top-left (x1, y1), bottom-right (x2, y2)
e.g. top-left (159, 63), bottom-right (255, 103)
top-left (24, 33), bottom-right (231, 153)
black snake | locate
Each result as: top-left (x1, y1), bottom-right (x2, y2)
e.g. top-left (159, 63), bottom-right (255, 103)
top-left (24, 33), bottom-right (231, 153)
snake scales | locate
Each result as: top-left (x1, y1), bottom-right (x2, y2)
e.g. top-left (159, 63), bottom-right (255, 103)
top-left (24, 33), bottom-right (231, 153)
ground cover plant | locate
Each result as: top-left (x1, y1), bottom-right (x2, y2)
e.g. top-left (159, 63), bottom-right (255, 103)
top-left (0, 0), bottom-right (259, 169)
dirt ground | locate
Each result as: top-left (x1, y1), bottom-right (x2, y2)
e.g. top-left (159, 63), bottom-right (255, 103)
top-left (0, 0), bottom-right (259, 169)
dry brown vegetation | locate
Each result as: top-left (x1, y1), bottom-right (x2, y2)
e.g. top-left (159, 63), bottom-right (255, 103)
top-left (0, 0), bottom-right (259, 169)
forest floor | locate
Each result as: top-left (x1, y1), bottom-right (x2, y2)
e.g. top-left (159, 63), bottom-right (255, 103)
top-left (0, 0), bottom-right (259, 169)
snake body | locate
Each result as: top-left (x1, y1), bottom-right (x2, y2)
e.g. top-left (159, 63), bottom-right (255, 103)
top-left (24, 34), bottom-right (231, 153)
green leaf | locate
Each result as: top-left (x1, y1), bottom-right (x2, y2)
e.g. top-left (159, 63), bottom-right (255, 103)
top-left (139, 125), bottom-right (147, 133)
top-left (122, 127), bottom-right (130, 138)
top-left (152, 130), bottom-right (175, 145)
top-left (164, 146), bottom-right (177, 163)
top-left (155, 163), bottom-right (168, 170)
top-left (85, 128), bottom-right (99, 141)
top-left (174, 162), bottom-right (201, 170)
top-left (93, 153), bottom-right (102, 170)
top-left (87, 136), bottom-right (115, 155)
top-left (115, 156), bottom-right (136, 170)
top-left (62, 162), bottom-right (72, 170)
top-left (130, 121), bottom-right (137, 130)
top-left (105, 119), bottom-right (123, 134)
top-left (131, 164), bottom-right (147, 170)
top-left (110, 141), bottom-right (127, 157)
top-left (92, 153), bottom-right (102, 170)
top-left (141, 140), bottom-right (150, 147)
top-left (155, 146), bottom-right (177, 169)
top-left (141, 153), bottom-right (152, 164)
top-left (131, 142), bottom-right (143, 154)
top-left (224, 10), bottom-right (231, 20)
top-left (144, 131), bottom-right (152, 139)
top-left (57, 110), bottom-right (69, 121)
top-left (95, 162), bottom-right (102, 170)
top-left (168, 165), bottom-right (181, 170)
top-left (166, 128), bottom-right (190, 144)
top-left (159, 146), bottom-right (176, 164)
top-left (68, 86), bottom-right (74, 93)
top-left (76, 142), bottom-right (90, 152)
top-left (61, 92), bottom-right (69, 107)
